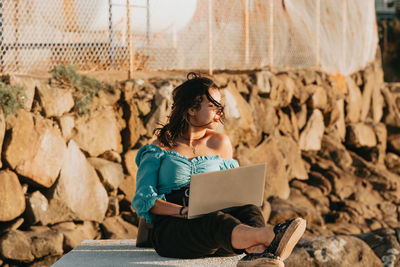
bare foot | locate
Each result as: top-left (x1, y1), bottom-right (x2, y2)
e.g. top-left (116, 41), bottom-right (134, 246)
top-left (245, 244), bottom-right (266, 254)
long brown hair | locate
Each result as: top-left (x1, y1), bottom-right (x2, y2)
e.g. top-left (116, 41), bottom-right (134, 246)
top-left (154, 72), bottom-right (224, 148)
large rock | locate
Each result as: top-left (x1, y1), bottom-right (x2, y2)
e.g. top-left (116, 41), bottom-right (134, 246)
top-left (127, 101), bottom-right (146, 148)
top-left (345, 76), bottom-right (362, 123)
top-left (254, 70), bottom-right (272, 94)
top-left (222, 86), bottom-right (259, 147)
top-left (59, 115), bottom-right (75, 140)
top-left (0, 170), bottom-right (25, 221)
top-left (36, 82), bottom-right (74, 117)
top-left (239, 136), bottom-right (290, 200)
top-left (88, 158), bottom-right (124, 192)
top-left (285, 235), bottom-right (383, 267)
top-left (100, 216), bottom-right (138, 239)
top-left (360, 66), bottom-right (383, 122)
top-left (276, 135), bottom-right (308, 180)
top-left (73, 107), bottom-right (122, 157)
top-left (25, 190), bottom-right (50, 225)
top-left (356, 228), bottom-right (400, 267)
top-left (0, 230), bottom-right (34, 262)
top-left (0, 110), bottom-right (4, 168)
top-left (52, 221), bottom-right (99, 251)
top-left (332, 98), bottom-right (346, 141)
top-left (50, 140), bottom-right (108, 222)
top-left (145, 82), bottom-right (173, 137)
top-left (28, 227), bottom-right (64, 259)
top-left (119, 175), bottom-right (136, 202)
top-left (346, 123), bottom-right (377, 148)
top-left (270, 74), bottom-right (295, 107)
top-left (299, 109), bottom-right (325, 151)
top-left (250, 96), bottom-right (278, 136)
top-left (9, 75), bottom-right (37, 111)
top-left (4, 110), bottom-right (67, 188)
top-left (124, 149), bottom-right (138, 177)
top-left (308, 86), bottom-right (328, 110)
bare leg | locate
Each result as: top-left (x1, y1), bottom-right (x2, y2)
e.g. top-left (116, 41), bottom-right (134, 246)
top-left (231, 224), bottom-right (275, 251)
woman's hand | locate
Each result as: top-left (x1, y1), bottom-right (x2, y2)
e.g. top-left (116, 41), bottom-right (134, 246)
top-left (150, 199), bottom-right (188, 218)
top-left (179, 206), bottom-right (189, 218)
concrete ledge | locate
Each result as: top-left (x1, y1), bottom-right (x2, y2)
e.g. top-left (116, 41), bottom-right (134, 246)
top-left (53, 239), bottom-right (242, 267)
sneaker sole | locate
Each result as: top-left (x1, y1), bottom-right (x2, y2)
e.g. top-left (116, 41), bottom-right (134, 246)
top-left (275, 218), bottom-right (306, 260)
top-left (237, 257), bottom-right (284, 267)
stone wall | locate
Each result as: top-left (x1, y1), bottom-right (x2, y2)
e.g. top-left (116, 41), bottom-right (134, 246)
top-left (0, 59), bottom-right (399, 266)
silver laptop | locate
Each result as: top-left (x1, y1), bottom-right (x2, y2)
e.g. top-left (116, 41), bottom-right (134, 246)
top-left (187, 163), bottom-right (266, 219)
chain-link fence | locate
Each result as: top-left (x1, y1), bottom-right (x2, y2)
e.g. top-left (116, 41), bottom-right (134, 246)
top-left (0, 0), bottom-right (378, 75)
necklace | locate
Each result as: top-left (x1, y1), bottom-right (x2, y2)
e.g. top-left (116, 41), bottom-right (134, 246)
top-left (182, 133), bottom-right (206, 155)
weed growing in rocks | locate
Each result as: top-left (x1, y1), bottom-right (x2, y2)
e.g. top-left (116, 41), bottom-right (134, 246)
top-left (50, 64), bottom-right (104, 114)
top-left (0, 82), bottom-right (25, 117)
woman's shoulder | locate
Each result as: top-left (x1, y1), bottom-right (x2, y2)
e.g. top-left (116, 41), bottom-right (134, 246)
top-left (135, 143), bottom-right (165, 165)
top-left (206, 131), bottom-right (233, 159)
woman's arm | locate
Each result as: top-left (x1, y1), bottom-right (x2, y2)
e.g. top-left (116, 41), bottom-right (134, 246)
top-left (150, 199), bottom-right (188, 217)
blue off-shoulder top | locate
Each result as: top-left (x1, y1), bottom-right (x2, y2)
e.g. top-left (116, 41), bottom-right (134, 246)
top-left (131, 144), bottom-right (239, 223)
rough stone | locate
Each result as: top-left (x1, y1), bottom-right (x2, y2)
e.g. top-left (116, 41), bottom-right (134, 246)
top-left (319, 134), bottom-right (353, 170)
top-left (0, 230), bottom-right (34, 262)
top-left (88, 158), bottom-right (124, 192)
top-left (127, 101), bottom-right (146, 149)
top-left (270, 74), bottom-right (295, 107)
top-left (0, 170), bottom-right (25, 222)
top-left (37, 83), bottom-right (74, 117)
top-left (28, 228), bottom-right (64, 258)
top-left (357, 228), bottom-right (400, 267)
top-left (0, 110), bottom-right (4, 169)
top-left (332, 98), bottom-right (346, 141)
top-left (238, 137), bottom-right (289, 200)
top-left (25, 190), bottom-right (50, 225)
top-left (4, 110), bottom-right (67, 188)
top-left (250, 96), bottom-right (278, 136)
top-left (296, 104), bottom-right (308, 130)
top-left (0, 217), bottom-right (24, 235)
top-left (52, 221), bottom-right (99, 251)
top-left (59, 115), bottom-right (75, 140)
top-left (73, 106), bottom-right (122, 157)
top-left (285, 235), bottom-right (383, 267)
top-left (124, 149), bottom-right (138, 177)
top-left (50, 140), bottom-right (108, 222)
top-left (100, 150), bottom-right (122, 163)
top-left (101, 216), bottom-right (138, 239)
top-left (106, 196), bottom-right (120, 217)
top-left (145, 98), bottom-right (170, 138)
top-left (360, 67), bottom-right (382, 122)
top-left (277, 108), bottom-right (298, 141)
top-left (119, 175), bottom-right (136, 202)
top-left (308, 85), bottom-right (328, 110)
top-left (255, 71), bottom-right (272, 94)
top-left (299, 109), bottom-right (325, 151)
top-left (9, 75), bottom-right (38, 111)
top-left (345, 75), bottom-right (362, 123)
top-left (276, 135), bottom-right (308, 180)
top-left (346, 123), bottom-right (377, 148)
top-left (222, 86), bottom-right (259, 147)
top-left (388, 133), bottom-right (400, 155)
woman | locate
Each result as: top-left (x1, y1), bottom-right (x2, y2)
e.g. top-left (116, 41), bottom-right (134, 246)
top-left (132, 73), bottom-right (306, 267)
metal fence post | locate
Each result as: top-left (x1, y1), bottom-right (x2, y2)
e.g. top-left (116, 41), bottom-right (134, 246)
top-left (0, 0), bottom-right (4, 72)
top-left (208, 0), bottom-right (213, 75)
top-left (244, 0), bottom-right (249, 65)
top-left (342, 0), bottom-right (347, 68)
top-left (108, 0), bottom-right (114, 69)
top-left (316, 0), bottom-right (320, 67)
top-left (126, 0), bottom-right (134, 79)
top-left (269, 0), bottom-right (274, 69)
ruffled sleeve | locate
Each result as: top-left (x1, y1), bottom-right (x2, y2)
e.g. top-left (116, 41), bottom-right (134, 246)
top-left (131, 145), bottom-right (166, 223)
top-left (220, 158), bottom-right (240, 170)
